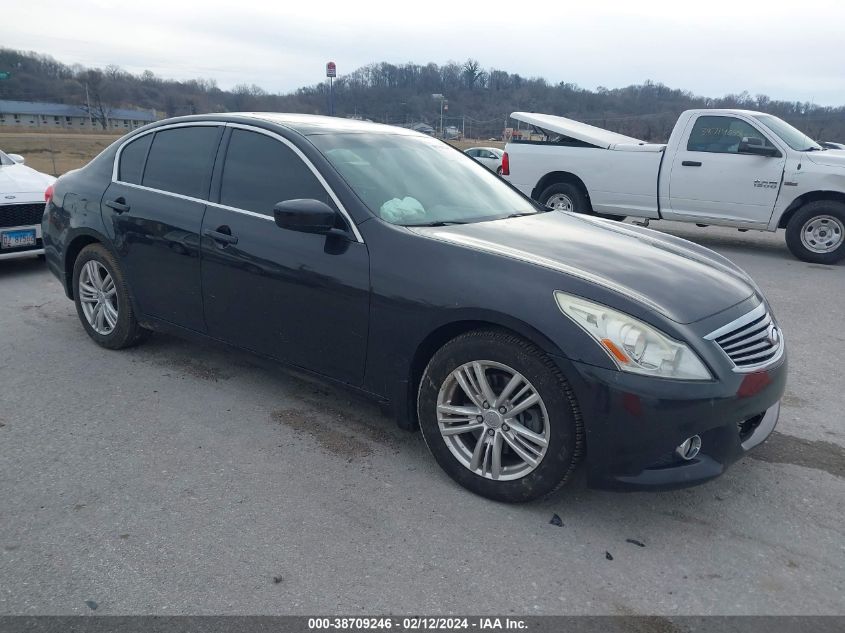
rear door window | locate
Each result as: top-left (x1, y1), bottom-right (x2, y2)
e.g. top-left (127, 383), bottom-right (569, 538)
top-left (118, 134), bottom-right (152, 184)
top-left (142, 126), bottom-right (221, 198)
top-left (219, 129), bottom-right (332, 215)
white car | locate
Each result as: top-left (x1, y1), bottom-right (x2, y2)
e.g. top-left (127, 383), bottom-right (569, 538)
top-left (464, 147), bottom-right (504, 174)
top-left (0, 150), bottom-right (55, 260)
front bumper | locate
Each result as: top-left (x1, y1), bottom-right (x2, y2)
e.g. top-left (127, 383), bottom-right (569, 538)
top-left (555, 353), bottom-right (787, 491)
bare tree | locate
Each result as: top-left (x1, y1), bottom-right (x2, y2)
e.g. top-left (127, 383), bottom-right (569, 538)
top-left (80, 70), bottom-right (113, 130)
top-left (462, 59), bottom-right (486, 90)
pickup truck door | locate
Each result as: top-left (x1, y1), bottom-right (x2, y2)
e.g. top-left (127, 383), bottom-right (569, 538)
top-left (664, 114), bottom-right (786, 225)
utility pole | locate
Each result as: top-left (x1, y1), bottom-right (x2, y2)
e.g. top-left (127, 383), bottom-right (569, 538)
top-left (432, 94), bottom-right (446, 138)
top-left (85, 83), bottom-right (93, 127)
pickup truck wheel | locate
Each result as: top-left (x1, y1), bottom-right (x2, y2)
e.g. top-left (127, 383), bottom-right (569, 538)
top-left (539, 183), bottom-right (587, 214)
top-left (785, 201), bottom-right (845, 264)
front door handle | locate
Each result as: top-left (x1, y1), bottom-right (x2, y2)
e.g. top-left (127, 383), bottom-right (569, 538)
top-left (681, 160), bottom-right (702, 167)
top-left (203, 227), bottom-right (238, 245)
top-left (105, 198), bottom-right (130, 213)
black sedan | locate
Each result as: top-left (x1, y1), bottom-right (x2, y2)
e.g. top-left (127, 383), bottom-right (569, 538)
top-left (42, 114), bottom-right (786, 502)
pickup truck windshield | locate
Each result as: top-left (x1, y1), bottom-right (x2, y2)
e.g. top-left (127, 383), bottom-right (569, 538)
top-left (753, 115), bottom-right (822, 152)
top-left (311, 133), bottom-right (538, 226)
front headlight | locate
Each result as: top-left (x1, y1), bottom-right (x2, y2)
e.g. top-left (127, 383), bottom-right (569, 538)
top-left (554, 291), bottom-right (712, 381)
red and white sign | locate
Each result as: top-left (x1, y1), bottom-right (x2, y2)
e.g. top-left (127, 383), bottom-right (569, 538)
top-left (326, 62), bottom-right (337, 78)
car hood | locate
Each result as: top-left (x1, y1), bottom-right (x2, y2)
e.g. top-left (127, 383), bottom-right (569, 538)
top-left (0, 164), bottom-right (55, 195)
top-left (411, 212), bottom-right (756, 324)
top-left (805, 150), bottom-right (845, 169)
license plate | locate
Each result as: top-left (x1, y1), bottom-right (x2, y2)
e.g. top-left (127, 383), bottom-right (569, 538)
top-left (1, 229), bottom-right (37, 249)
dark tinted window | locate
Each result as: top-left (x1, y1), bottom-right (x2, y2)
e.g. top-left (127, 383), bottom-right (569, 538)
top-left (118, 134), bottom-right (152, 184)
top-left (142, 126), bottom-right (221, 198)
top-left (220, 129), bottom-right (331, 215)
top-left (687, 116), bottom-right (775, 154)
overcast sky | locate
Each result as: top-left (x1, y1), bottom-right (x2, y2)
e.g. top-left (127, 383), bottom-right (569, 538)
top-left (3, 0), bottom-right (845, 105)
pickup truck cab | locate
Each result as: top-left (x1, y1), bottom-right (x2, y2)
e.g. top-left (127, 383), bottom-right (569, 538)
top-left (503, 109), bottom-right (845, 264)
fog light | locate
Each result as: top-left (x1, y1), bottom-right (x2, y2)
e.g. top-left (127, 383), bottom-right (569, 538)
top-left (675, 435), bottom-right (702, 461)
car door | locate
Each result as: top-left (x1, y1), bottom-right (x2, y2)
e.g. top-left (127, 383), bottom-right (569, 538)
top-left (478, 150), bottom-right (500, 171)
top-left (664, 114), bottom-right (786, 225)
top-left (102, 124), bottom-right (223, 332)
top-left (200, 126), bottom-right (370, 385)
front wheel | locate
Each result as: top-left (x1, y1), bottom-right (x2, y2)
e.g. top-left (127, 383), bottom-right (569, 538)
top-left (417, 330), bottom-right (584, 502)
top-left (785, 201), bottom-right (845, 264)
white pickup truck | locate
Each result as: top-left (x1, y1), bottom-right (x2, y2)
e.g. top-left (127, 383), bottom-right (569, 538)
top-left (503, 109), bottom-right (845, 264)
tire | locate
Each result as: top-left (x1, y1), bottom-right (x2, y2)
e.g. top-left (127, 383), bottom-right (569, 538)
top-left (72, 243), bottom-right (150, 349)
top-left (417, 330), bottom-right (584, 502)
top-left (785, 201), bottom-right (845, 264)
top-left (538, 182), bottom-right (588, 214)
top-left (538, 182), bottom-right (625, 221)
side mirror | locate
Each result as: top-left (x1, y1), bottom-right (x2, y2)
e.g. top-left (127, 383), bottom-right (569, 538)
top-left (273, 199), bottom-right (338, 235)
top-left (738, 137), bottom-right (780, 157)
top-left (7, 153), bottom-right (25, 165)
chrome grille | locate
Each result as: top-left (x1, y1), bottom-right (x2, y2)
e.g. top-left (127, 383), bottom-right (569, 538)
top-left (706, 304), bottom-right (782, 369)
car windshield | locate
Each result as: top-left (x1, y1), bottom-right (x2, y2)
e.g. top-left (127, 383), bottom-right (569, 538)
top-left (753, 114), bottom-right (822, 151)
top-left (310, 133), bottom-right (538, 226)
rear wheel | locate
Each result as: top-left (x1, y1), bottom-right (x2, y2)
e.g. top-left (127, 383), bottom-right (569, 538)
top-left (785, 201), bottom-right (845, 264)
top-left (538, 182), bottom-right (624, 221)
top-left (417, 330), bottom-right (583, 502)
top-left (72, 244), bottom-right (150, 349)
top-left (539, 182), bottom-right (586, 214)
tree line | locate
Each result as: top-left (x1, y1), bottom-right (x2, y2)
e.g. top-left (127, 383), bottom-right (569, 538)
top-left (1, 48), bottom-right (844, 141)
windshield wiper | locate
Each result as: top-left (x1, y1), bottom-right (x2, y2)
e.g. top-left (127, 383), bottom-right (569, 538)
top-left (804, 146), bottom-right (824, 152)
top-left (407, 220), bottom-right (470, 227)
top-left (503, 211), bottom-right (541, 219)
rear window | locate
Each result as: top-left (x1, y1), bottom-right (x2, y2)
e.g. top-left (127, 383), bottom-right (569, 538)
top-left (142, 126), bottom-right (221, 198)
top-left (118, 134), bottom-right (152, 184)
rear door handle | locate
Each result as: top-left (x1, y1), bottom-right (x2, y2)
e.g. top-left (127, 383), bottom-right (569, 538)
top-left (203, 228), bottom-right (238, 245)
top-left (105, 198), bottom-right (130, 213)
top-left (681, 160), bottom-right (702, 167)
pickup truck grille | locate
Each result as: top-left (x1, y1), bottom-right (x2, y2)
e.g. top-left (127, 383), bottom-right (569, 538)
top-left (0, 203), bottom-right (45, 229)
top-left (707, 306), bottom-right (782, 369)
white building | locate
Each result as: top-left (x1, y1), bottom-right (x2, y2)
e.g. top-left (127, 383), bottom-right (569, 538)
top-left (0, 100), bottom-right (157, 130)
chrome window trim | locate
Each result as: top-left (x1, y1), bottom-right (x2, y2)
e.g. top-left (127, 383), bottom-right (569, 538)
top-left (110, 120), bottom-right (364, 243)
top-left (705, 303), bottom-right (785, 373)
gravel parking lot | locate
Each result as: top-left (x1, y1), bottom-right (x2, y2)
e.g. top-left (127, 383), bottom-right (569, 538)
top-left (1, 222), bottom-right (843, 616)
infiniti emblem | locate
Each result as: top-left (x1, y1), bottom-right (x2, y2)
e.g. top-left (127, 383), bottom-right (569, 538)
top-left (4, 195), bottom-right (15, 200)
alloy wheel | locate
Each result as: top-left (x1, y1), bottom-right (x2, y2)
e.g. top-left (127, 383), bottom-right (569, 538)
top-left (78, 260), bottom-right (119, 335)
top-left (436, 360), bottom-right (550, 481)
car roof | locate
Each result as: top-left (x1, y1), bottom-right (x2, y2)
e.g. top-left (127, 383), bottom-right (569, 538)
top-left (141, 112), bottom-right (423, 137)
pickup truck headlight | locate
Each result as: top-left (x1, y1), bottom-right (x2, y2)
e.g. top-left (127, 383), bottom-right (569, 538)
top-left (554, 291), bottom-right (712, 381)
